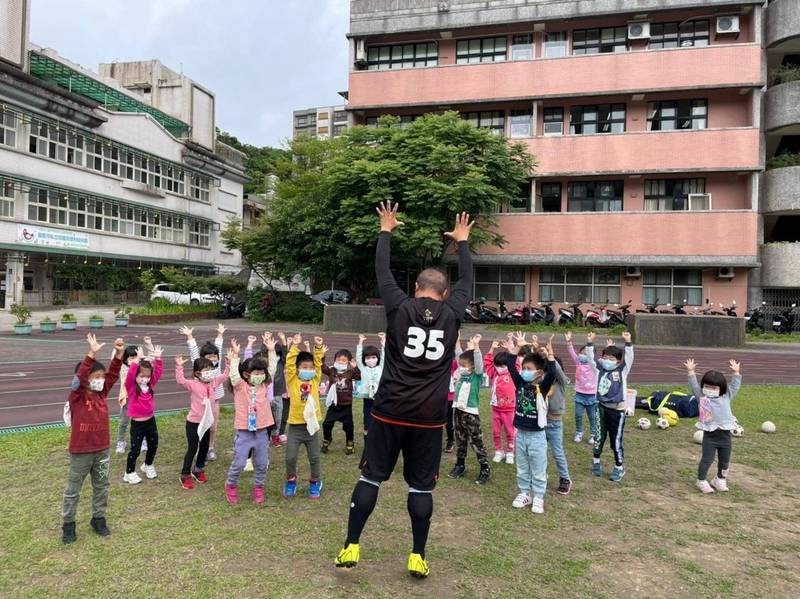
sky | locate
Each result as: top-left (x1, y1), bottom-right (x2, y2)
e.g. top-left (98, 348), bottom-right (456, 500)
top-left (29, 0), bottom-right (350, 149)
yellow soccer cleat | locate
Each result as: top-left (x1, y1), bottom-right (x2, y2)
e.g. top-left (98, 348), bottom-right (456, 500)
top-left (335, 543), bottom-right (360, 569)
top-left (407, 553), bottom-right (430, 579)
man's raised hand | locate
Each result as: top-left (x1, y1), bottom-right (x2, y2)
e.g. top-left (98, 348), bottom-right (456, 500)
top-left (444, 212), bottom-right (474, 243)
top-left (377, 200), bottom-right (404, 233)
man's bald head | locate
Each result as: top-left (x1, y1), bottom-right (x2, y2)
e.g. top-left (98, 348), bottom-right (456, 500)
top-left (415, 267), bottom-right (450, 300)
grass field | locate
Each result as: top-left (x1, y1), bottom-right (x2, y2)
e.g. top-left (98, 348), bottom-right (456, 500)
top-left (1, 385), bottom-right (799, 598)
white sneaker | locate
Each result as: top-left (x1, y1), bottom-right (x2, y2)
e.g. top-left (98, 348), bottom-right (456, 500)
top-left (588, 436), bottom-right (595, 446)
top-left (243, 458), bottom-right (254, 472)
top-left (531, 496), bottom-right (544, 514)
top-left (710, 477), bottom-right (729, 492)
top-left (207, 448), bottom-right (217, 462)
top-left (123, 472), bottom-right (142, 485)
top-left (140, 464), bottom-right (157, 479)
top-left (505, 452), bottom-right (514, 465)
top-left (115, 440), bottom-right (126, 454)
top-left (696, 479), bottom-right (714, 494)
top-left (512, 493), bottom-right (532, 509)
top-left (574, 432), bottom-right (583, 443)
top-left (492, 450), bottom-right (504, 463)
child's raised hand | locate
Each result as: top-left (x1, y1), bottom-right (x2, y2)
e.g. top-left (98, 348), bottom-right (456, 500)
top-left (564, 331), bottom-right (572, 343)
top-left (321, 344), bottom-right (328, 355)
top-left (303, 340), bottom-right (311, 351)
top-left (683, 358), bottom-right (696, 373)
top-left (226, 347), bottom-right (237, 363)
top-left (134, 346), bottom-right (145, 361)
top-left (175, 355), bottom-right (187, 368)
top-left (470, 334), bottom-right (482, 348)
top-left (606, 338), bottom-right (616, 347)
top-left (292, 333), bottom-right (302, 347)
top-left (622, 331), bottom-right (632, 344)
top-left (729, 360), bottom-right (741, 375)
top-left (277, 331), bottom-right (287, 345)
top-left (216, 323), bottom-right (226, 336)
top-left (152, 346), bottom-right (163, 359)
top-left (314, 336), bottom-right (324, 347)
top-left (502, 338), bottom-right (516, 354)
top-left (490, 339), bottom-right (500, 350)
top-left (378, 332), bottom-right (386, 347)
top-left (358, 334), bottom-right (367, 344)
top-left (230, 338), bottom-right (241, 355)
top-left (179, 326), bottom-right (193, 339)
top-left (265, 336), bottom-right (277, 353)
top-left (247, 335), bottom-right (257, 348)
top-left (86, 333), bottom-right (105, 356)
top-left (586, 331), bottom-right (596, 343)
top-left (113, 338), bottom-right (125, 351)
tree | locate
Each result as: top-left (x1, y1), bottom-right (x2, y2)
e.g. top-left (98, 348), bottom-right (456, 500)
top-left (217, 129), bottom-right (288, 195)
top-left (223, 112), bottom-right (535, 301)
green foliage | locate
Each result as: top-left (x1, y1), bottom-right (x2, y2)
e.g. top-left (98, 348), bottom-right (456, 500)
top-left (89, 314), bottom-right (103, 321)
top-left (52, 263), bottom-right (142, 291)
top-left (225, 113), bottom-right (535, 301)
top-left (133, 298), bottom-right (220, 316)
top-left (114, 304), bottom-right (132, 317)
top-left (10, 304), bottom-right (31, 325)
top-left (40, 316), bottom-right (53, 323)
top-left (246, 287), bottom-right (322, 323)
top-left (60, 312), bottom-right (76, 322)
top-left (156, 267), bottom-right (246, 299)
top-left (770, 64), bottom-right (800, 86)
top-left (138, 269), bottom-right (159, 293)
top-left (766, 152), bottom-right (800, 170)
top-left (217, 129), bottom-right (289, 195)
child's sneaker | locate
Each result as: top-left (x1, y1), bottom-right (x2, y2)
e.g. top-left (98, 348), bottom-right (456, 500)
top-left (192, 469), bottom-right (207, 484)
top-left (475, 465), bottom-right (490, 485)
top-left (557, 478), bottom-right (572, 495)
top-left (321, 439), bottom-right (331, 454)
top-left (123, 472), bottom-right (142, 485)
top-left (207, 448), bottom-right (217, 461)
top-left (270, 436), bottom-right (281, 448)
top-left (140, 463), bottom-right (157, 479)
top-left (588, 436), bottom-right (595, 446)
top-left (309, 479), bottom-right (323, 499)
top-left (253, 485), bottom-right (265, 504)
top-left (407, 552), bottom-right (430, 579)
top-left (574, 432), bottom-right (583, 444)
top-left (115, 440), bottom-right (126, 454)
top-left (492, 450), bottom-right (504, 463)
top-left (592, 460), bottom-right (601, 477)
top-left (90, 517), bottom-right (110, 536)
top-left (180, 474), bottom-right (195, 490)
top-left (697, 479), bottom-right (715, 494)
top-left (279, 434), bottom-right (288, 446)
top-left (224, 483), bottom-right (239, 505)
top-left (505, 452), bottom-right (514, 465)
top-left (335, 543), bottom-right (360, 569)
top-left (609, 465), bottom-right (626, 482)
top-left (444, 440), bottom-right (454, 454)
top-left (531, 496), bottom-right (544, 514)
top-left (283, 477), bottom-right (297, 498)
top-left (448, 462), bottom-right (466, 479)
top-left (512, 493), bottom-right (532, 509)
top-left (141, 438), bottom-right (148, 452)
top-left (345, 441), bottom-right (355, 455)
top-left (710, 477), bottom-right (729, 492)
top-left (62, 522), bottom-right (77, 544)
top-left (243, 458), bottom-right (253, 472)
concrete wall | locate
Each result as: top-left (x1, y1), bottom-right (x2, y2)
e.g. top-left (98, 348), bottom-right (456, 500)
top-left (765, 0), bottom-right (800, 49)
top-left (627, 313), bottom-right (745, 347)
top-left (765, 80), bottom-right (800, 133)
top-left (323, 304), bottom-right (387, 333)
top-left (763, 166), bottom-right (800, 214)
top-left (760, 242), bottom-right (800, 288)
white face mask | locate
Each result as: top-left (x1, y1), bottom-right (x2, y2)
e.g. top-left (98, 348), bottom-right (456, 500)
top-left (200, 371), bottom-right (214, 382)
top-left (365, 357), bottom-right (379, 368)
top-left (458, 366), bottom-right (472, 377)
top-left (702, 387), bottom-right (720, 399)
top-left (89, 378), bottom-right (105, 392)
top-left (333, 362), bottom-right (348, 373)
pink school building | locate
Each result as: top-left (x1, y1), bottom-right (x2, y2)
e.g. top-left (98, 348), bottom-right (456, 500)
top-left (346, 0), bottom-right (800, 311)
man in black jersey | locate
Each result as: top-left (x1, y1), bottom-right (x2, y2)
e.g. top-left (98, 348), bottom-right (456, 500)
top-left (335, 201), bottom-right (473, 579)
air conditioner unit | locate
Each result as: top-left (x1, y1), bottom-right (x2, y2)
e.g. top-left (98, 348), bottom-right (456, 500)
top-left (717, 267), bottom-right (735, 279)
top-left (354, 39), bottom-right (368, 68)
top-left (627, 22), bottom-right (651, 40)
top-left (625, 266), bottom-right (641, 278)
top-left (688, 193), bottom-right (712, 211)
top-left (716, 15), bottom-right (740, 35)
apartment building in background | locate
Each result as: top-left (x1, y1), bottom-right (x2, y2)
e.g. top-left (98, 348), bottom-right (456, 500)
top-left (0, 0), bottom-right (247, 308)
top-left (293, 105), bottom-right (350, 139)
top-left (347, 0), bottom-right (800, 310)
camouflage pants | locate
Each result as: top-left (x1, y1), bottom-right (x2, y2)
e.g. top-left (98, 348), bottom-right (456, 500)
top-left (454, 410), bottom-right (488, 466)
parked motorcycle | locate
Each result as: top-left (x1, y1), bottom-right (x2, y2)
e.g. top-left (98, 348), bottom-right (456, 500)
top-left (744, 301), bottom-right (766, 332)
top-left (771, 303), bottom-right (797, 334)
top-left (637, 301), bottom-right (661, 314)
top-left (722, 301), bottom-right (738, 317)
top-left (607, 300), bottom-right (632, 326)
top-left (464, 297), bottom-right (498, 324)
top-left (557, 302), bottom-right (584, 326)
top-left (221, 294), bottom-right (247, 319)
top-left (584, 304), bottom-right (612, 328)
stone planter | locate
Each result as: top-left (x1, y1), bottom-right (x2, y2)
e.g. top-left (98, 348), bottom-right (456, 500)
top-left (14, 323), bottom-right (33, 335)
top-left (627, 314), bottom-right (745, 347)
top-left (323, 304), bottom-right (387, 333)
top-left (89, 318), bottom-right (104, 329)
top-left (115, 317), bottom-right (129, 327)
top-left (39, 321), bottom-right (57, 333)
top-left (61, 320), bottom-right (78, 331)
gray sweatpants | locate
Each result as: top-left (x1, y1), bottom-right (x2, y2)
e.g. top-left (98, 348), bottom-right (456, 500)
top-left (698, 429), bottom-right (732, 480)
top-left (62, 449), bottom-right (111, 524)
top-left (116, 401), bottom-right (130, 444)
top-left (285, 424), bottom-right (321, 481)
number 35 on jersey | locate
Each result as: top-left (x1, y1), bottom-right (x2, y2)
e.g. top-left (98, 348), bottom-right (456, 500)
top-left (403, 327), bottom-right (446, 361)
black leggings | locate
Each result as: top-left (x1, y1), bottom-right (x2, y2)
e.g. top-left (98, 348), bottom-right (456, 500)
top-left (698, 429), bottom-right (732, 480)
top-left (182, 421), bottom-right (211, 475)
top-left (323, 404), bottom-right (354, 443)
top-left (279, 397), bottom-right (290, 436)
top-left (127, 417), bottom-right (158, 473)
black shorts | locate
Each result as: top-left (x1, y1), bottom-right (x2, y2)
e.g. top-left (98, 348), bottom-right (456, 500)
top-left (360, 417), bottom-right (443, 492)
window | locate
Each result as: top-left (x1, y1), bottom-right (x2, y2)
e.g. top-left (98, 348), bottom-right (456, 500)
top-left (333, 125), bottom-right (347, 137)
top-left (507, 181), bottom-right (532, 213)
top-left (0, 179), bottom-right (14, 218)
top-left (365, 115), bottom-right (420, 128)
top-left (295, 115), bottom-right (309, 127)
top-left (511, 34), bottom-right (533, 60)
top-left (539, 268), bottom-right (621, 303)
top-left (568, 180), bottom-right (624, 212)
top-left (573, 27), bottom-right (627, 55)
top-left (544, 32), bottom-right (568, 58)
top-left (649, 21), bottom-right (709, 49)
top-left (367, 42), bottom-right (438, 70)
top-left (333, 110), bottom-right (348, 122)
top-left (474, 266), bottom-right (526, 301)
top-left (644, 179), bottom-right (707, 211)
top-left (0, 107), bottom-right (17, 148)
top-left (189, 221), bottom-right (211, 247)
top-left (543, 107), bottom-right (564, 135)
top-left (643, 269), bottom-right (703, 306)
top-left (647, 99), bottom-right (707, 131)
top-left (29, 122), bottom-right (84, 165)
top-left (509, 109), bottom-right (532, 138)
top-left (462, 111), bottom-right (505, 135)
top-left (190, 175), bottom-right (210, 202)
top-left (539, 182), bottom-right (562, 212)
top-left (570, 104), bottom-right (626, 134)
top-left (456, 37), bottom-right (507, 64)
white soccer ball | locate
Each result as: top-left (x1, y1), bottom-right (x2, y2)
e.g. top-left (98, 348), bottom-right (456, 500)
top-left (761, 421), bottom-right (776, 434)
top-left (656, 417), bottom-right (670, 430)
top-left (637, 417), bottom-right (651, 430)
top-left (731, 422), bottom-right (745, 437)
top-left (692, 430), bottom-right (704, 444)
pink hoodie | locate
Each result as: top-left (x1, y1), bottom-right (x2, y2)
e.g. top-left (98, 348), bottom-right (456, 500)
top-left (175, 363), bottom-right (231, 423)
top-left (484, 352), bottom-right (516, 411)
top-left (567, 341), bottom-right (598, 395)
top-left (126, 359), bottom-right (163, 419)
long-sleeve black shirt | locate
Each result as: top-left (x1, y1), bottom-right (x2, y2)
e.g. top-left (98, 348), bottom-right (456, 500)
top-left (371, 231), bottom-right (472, 427)
top-left (505, 353), bottom-right (556, 432)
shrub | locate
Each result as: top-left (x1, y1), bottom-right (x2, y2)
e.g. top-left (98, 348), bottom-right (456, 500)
top-left (61, 312), bottom-right (76, 322)
top-left (41, 316), bottom-right (53, 323)
top-left (770, 64), bottom-right (800, 86)
top-left (10, 304), bottom-right (32, 325)
top-left (767, 152), bottom-right (800, 170)
top-left (89, 314), bottom-right (104, 321)
top-left (133, 298), bottom-right (221, 316)
top-left (247, 287), bottom-right (322, 323)
top-left (114, 304), bottom-right (132, 317)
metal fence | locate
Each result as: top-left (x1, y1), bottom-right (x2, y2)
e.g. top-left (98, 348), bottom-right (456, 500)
top-left (762, 288), bottom-right (800, 308)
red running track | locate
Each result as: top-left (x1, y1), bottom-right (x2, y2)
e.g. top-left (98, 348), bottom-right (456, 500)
top-left (1, 324), bottom-right (799, 429)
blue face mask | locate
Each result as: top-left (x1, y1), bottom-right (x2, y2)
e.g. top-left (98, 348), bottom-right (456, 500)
top-left (600, 359), bottom-right (618, 371)
top-left (298, 369), bottom-right (315, 381)
top-left (578, 354), bottom-right (590, 364)
top-left (520, 370), bottom-right (536, 383)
